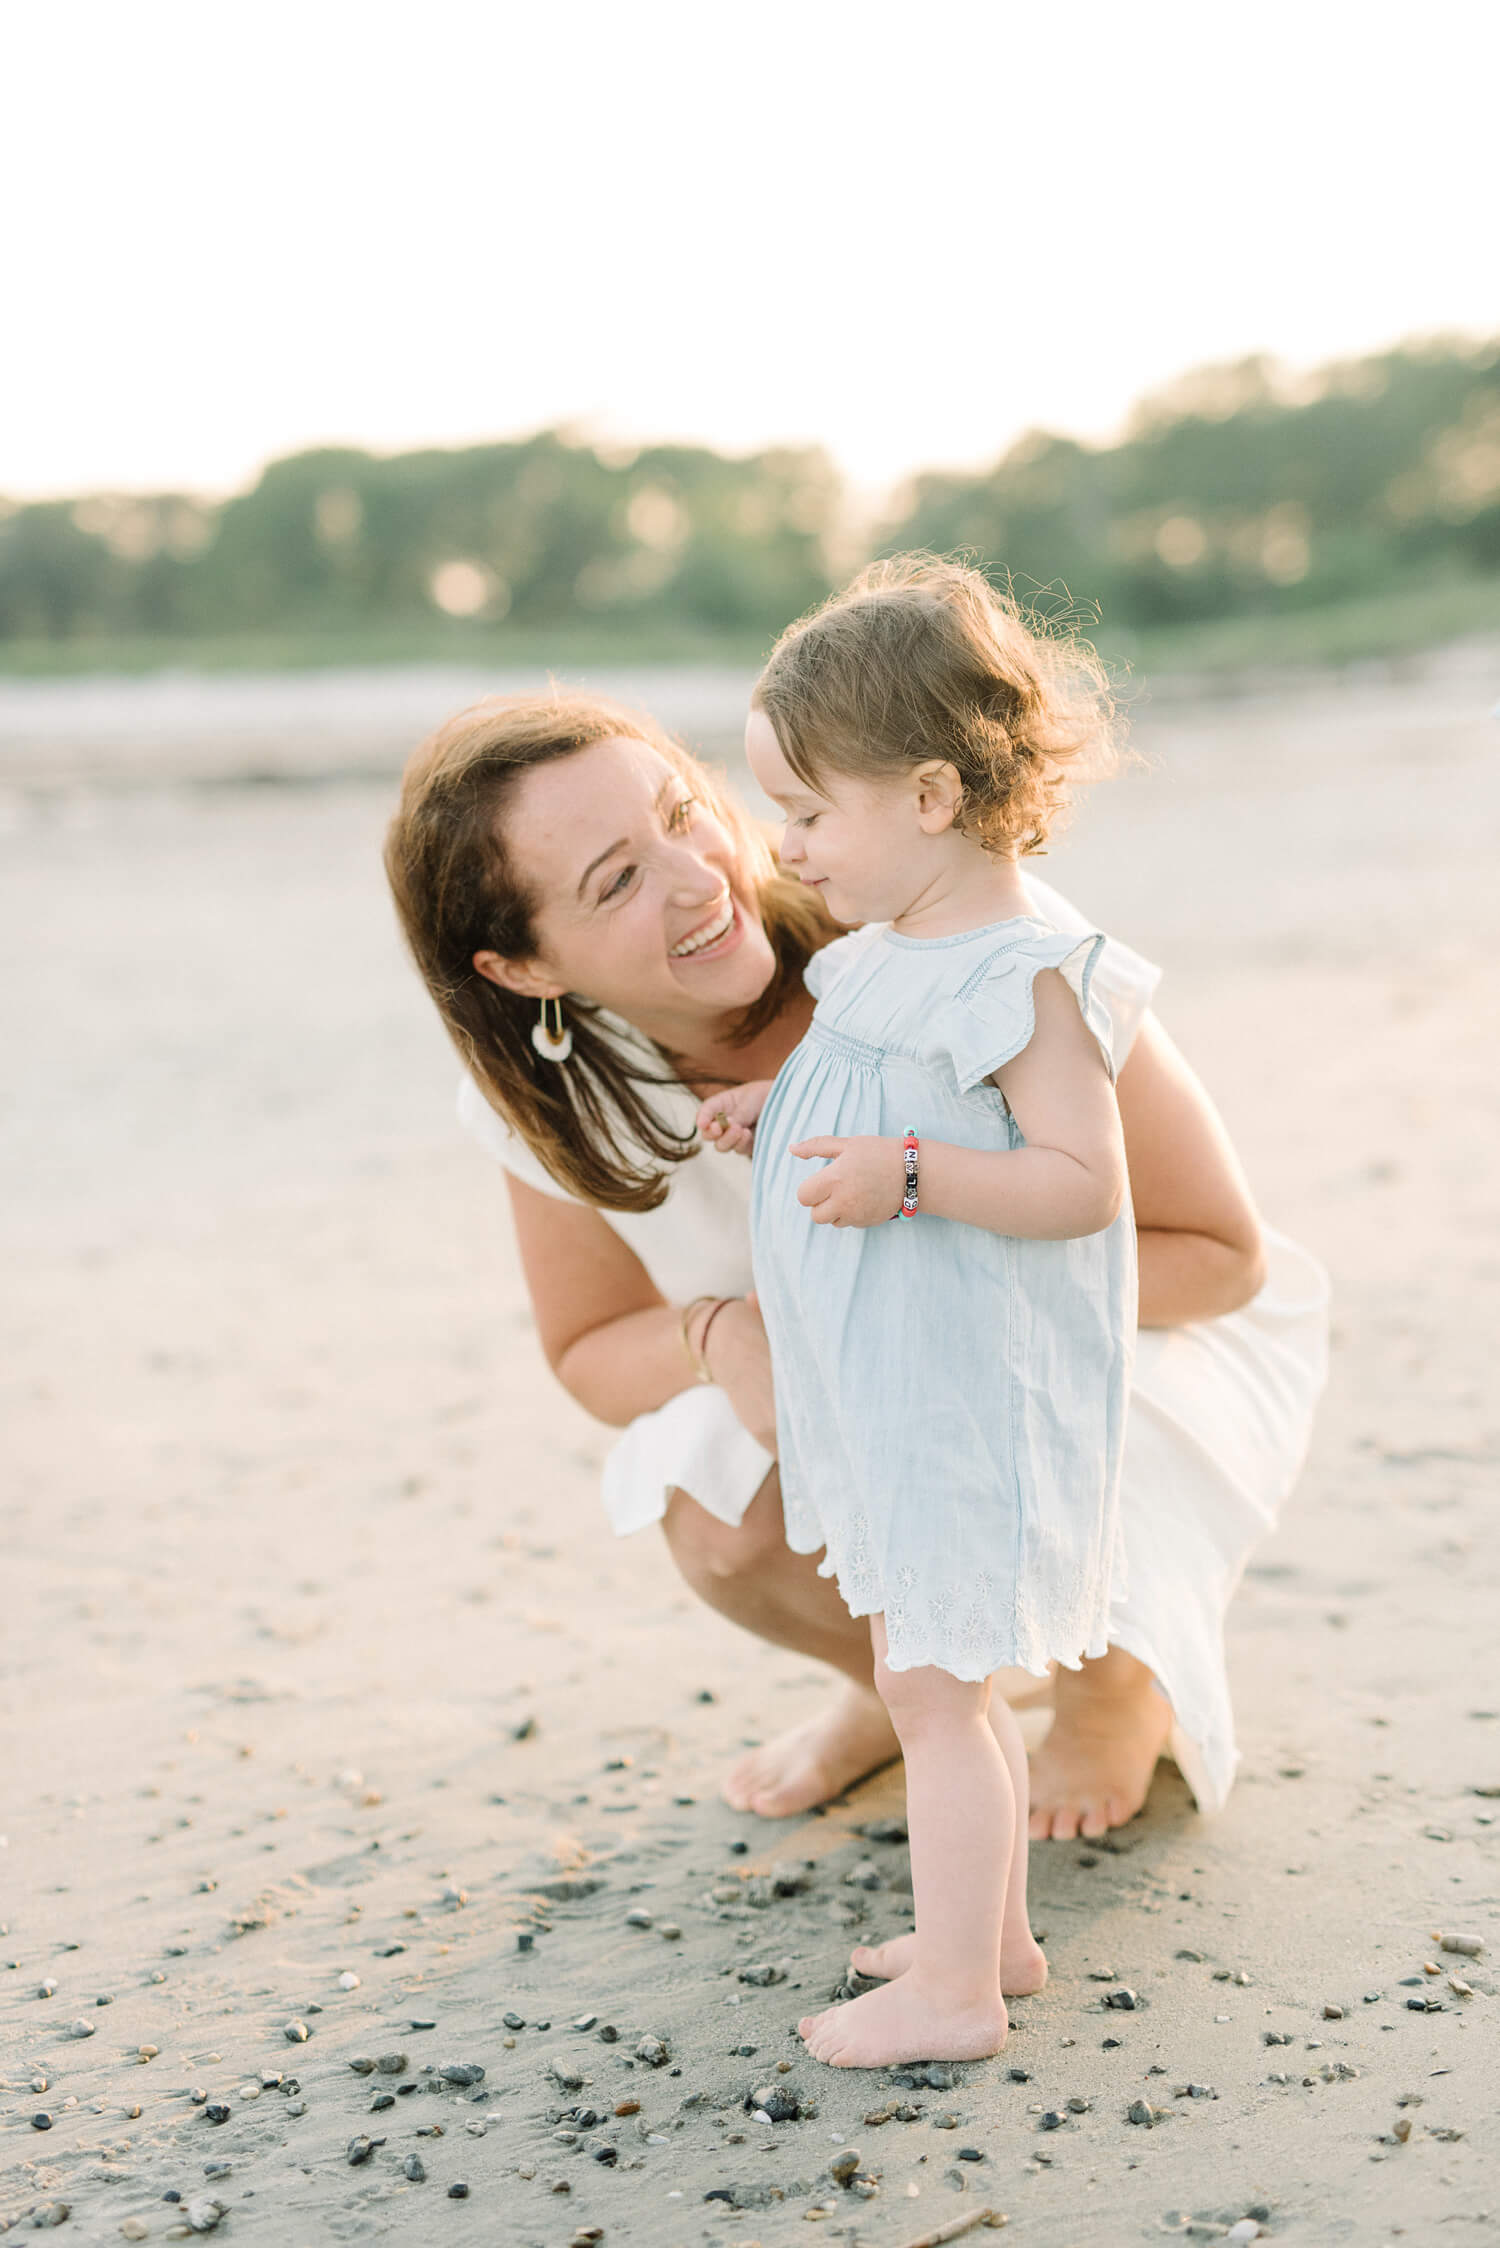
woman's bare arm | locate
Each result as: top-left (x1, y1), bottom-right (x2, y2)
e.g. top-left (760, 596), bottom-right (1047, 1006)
top-left (1116, 1012), bottom-right (1267, 1326)
top-left (505, 1177), bottom-right (776, 1444)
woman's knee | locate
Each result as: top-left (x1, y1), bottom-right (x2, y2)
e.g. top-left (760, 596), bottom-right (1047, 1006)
top-left (662, 1475), bottom-right (784, 1585)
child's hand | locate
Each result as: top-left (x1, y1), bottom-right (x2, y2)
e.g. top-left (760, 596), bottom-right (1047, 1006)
top-left (696, 1080), bottom-right (771, 1157)
top-left (791, 1135), bottom-right (904, 1227)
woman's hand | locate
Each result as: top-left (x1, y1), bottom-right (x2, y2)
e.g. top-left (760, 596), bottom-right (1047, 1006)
top-left (791, 1135), bottom-right (904, 1227)
top-left (703, 1293), bottom-right (778, 1453)
top-left (696, 1079), bottom-right (773, 1157)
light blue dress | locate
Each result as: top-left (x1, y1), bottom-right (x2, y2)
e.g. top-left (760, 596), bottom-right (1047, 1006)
top-left (749, 914), bottom-right (1137, 1681)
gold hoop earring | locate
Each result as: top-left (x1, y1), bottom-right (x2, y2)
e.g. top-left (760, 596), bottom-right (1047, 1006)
top-left (531, 996), bottom-right (573, 1063)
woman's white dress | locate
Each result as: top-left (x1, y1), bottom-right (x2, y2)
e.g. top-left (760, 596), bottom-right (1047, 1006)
top-left (457, 875), bottom-right (1329, 1812)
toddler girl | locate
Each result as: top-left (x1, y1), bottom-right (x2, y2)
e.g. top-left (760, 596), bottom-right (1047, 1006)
top-left (697, 557), bottom-right (1135, 2068)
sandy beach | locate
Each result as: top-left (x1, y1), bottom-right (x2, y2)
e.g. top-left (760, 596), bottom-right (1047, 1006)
top-left (3, 654), bottom-right (1497, 2245)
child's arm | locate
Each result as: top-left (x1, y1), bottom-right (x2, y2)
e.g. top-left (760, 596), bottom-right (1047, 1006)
top-left (695, 1078), bottom-right (774, 1157)
top-left (793, 971), bottom-right (1126, 1236)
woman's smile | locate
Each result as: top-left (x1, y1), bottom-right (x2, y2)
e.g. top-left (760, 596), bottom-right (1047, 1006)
top-left (669, 891), bottom-right (742, 962)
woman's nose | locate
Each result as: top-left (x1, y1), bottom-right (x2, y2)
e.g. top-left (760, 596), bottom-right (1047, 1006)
top-left (778, 822), bottom-right (802, 863)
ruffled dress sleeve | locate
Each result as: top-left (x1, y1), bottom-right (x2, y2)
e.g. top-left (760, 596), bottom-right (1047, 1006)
top-left (803, 925), bottom-right (882, 1003)
top-left (940, 927), bottom-right (1116, 1095)
top-left (1019, 874), bottom-right (1161, 1065)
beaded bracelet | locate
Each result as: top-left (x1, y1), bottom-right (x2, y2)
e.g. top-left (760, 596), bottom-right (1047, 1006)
top-left (895, 1128), bottom-right (919, 1222)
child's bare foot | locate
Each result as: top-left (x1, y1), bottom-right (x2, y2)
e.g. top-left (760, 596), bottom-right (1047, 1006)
top-left (1027, 1646), bottom-right (1174, 1840)
top-left (850, 1930), bottom-right (1047, 1998)
top-left (799, 1974), bottom-right (1008, 2068)
top-left (722, 1681), bottom-right (899, 1819)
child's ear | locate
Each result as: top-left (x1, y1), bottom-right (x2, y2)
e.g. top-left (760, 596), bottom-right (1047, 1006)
top-left (913, 759), bottom-right (964, 833)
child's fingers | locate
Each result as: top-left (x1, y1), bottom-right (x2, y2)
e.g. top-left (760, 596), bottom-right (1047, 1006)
top-left (790, 1137), bottom-right (846, 1161)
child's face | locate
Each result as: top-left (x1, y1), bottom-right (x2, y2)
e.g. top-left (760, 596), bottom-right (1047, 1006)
top-left (745, 708), bottom-right (940, 926)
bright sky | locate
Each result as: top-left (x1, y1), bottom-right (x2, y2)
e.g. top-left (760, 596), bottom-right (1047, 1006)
top-left (7, 0), bottom-right (1497, 503)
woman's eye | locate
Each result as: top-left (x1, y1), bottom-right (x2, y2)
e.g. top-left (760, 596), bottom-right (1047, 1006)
top-left (795, 813), bottom-right (820, 830)
top-left (602, 864), bottom-right (636, 900)
top-left (668, 795), bottom-right (697, 831)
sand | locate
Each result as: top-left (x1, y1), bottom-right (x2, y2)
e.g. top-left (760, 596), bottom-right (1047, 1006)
top-left (2, 653), bottom-right (1497, 2244)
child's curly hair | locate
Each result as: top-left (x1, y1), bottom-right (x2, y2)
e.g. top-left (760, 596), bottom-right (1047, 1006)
top-left (751, 554), bottom-right (1119, 856)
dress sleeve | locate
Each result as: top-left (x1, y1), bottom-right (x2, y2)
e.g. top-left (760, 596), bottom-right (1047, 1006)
top-left (455, 1073), bottom-right (580, 1203)
top-left (941, 929), bottom-right (1117, 1095)
top-left (1019, 874), bottom-right (1162, 1066)
top-left (803, 927), bottom-right (873, 1003)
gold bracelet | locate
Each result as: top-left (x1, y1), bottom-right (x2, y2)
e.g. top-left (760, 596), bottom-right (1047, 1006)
top-left (678, 1295), bottom-right (718, 1384)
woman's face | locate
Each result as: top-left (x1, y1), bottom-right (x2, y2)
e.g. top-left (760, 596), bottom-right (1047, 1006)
top-left (474, 736), bottom-right (778, 1041)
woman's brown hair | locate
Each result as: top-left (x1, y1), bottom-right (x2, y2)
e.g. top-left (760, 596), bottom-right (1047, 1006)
top-left (384, 690), bottom-right (834, 1212)
top-left (753, 554), bottom-right (1119, 855)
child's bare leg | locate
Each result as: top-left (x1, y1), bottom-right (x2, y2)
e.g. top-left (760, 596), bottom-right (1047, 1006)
top-left (851, 1690), bottom-right (1047, 1997)
top-left (799, 1618), bottom-right (1016, 2067)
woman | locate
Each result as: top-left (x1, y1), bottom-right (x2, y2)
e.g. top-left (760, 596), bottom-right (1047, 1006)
top-left (385, 688), bottom-right (1327, 1839)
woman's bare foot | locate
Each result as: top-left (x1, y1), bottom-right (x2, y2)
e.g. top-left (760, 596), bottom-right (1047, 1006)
top-left (850, 1930), bottom-right (1047, 1998)
top-left (722, 1680), bottom-right (899, 1819)
top-left (1027, 1646), bottom-right (1174, 1840)
top-left (799, 1974), bottom-right (1008, 2068)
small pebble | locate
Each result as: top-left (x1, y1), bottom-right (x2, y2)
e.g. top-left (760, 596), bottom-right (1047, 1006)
top-left (1439, 1933), bottom-right (1484, 1958)
top-left (573, 2013), bottom-right (598, 2031)
top-left (337, 1971), bottom-right (361, 1991)
top-left (184, 2199), bottom-right (226, 2234)
top-left (283, 2019), bottom-right (310, 2043)
top-left (503, 2011), bottom-right (525, 2030)
top-left (32, 2110), bottom-right (54, 2130)
top-left (517, 1933), bottom-right (535, 1953)
top-left (37, 1979), bottom-right (57, 1998)
top-left (370, 2092), bottom-right (395, 2112)
top-left (1323, 2003), bottom-right (1344, 2019)
top-left (625, 1909), bottom-right (653, 1929)
top-left (348, 2056), bottom-right (377, 2075)
top-left (597, 2023), bottom-right (618, 2043)
top-left (441, 2062), bottom-right (485, 2086)
top-left (70, 2017), bottom-right (97, 2039)
top-left (957, 2146), bottom-right (984, 2161)
top-left (635, 2035), bottom-right (669, 2067)
top-left (377, 2052), bottom-right (409, 2074)
top-left (448, 2182), bottom-right (470, 2199)
top-left (403, 2154), bottom-right (426, 2182)
top-left (346, 2134), bottom-right (385, 2165)
top-left (830, 2148), bottom-right (861, 2183)
top-left (121, 2222), bottom-right (150, 2241)
top-left (1103, 1987), bottom-right (1139, 2011)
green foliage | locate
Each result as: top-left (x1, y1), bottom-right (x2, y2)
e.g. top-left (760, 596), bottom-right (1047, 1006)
top-left (0, 337), bottom-right (1495, 668)
top-left (882, 338), bottom-right (1500, 635)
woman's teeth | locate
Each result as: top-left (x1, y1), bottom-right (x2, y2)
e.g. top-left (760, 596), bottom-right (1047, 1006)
top-left (670, 898), bottom-right (734, 958)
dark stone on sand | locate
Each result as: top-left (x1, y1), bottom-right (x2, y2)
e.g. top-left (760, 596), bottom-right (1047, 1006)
top-left (503, 2011), bottom-right (525, 2030)
top-left (729, 1840), bottom-right (749, 1854)
top-left (377, 2052), bottom-right (409, 2074)
top-left (860, 1817), bottom-right (909, 1843)
top-left (448, 2182), bottom-right (470, 2198)
top-left (517, 1932), bottom-right (535, 1953)
top-left (1103, 1988), bottom-right (1140, 2011)
top-left (1039, 2111), bottom-right (1066, 2131)
top-left (829, 2148), bottom-right (861, 2183)
top-left (375, 1944), bottom-right (406, 1958)
top-left (1262, 2032), bottom-right (1294, 2046)
top-left (1406, 1996), bottom-right (1445, 2012)
top-left (1127, 2100), bottom-right (1166, 2127)
top-left (1067, 2096), bottom-right (1092, 2113)
top-left (957, 2145), bottom-right (984, 2160)
top-left (347, 2134), bottom-right (385, 2165)
top-left (590, 2142), bottom-right (618, 2164)
top-left (370, 2093), bottom-right (395, 2111)
top-left (204, 2103), bottom-right (232, 2124)
top-left (349, 2056), bottom-right (377, 2074)
top-left (737, 1962), bottom-right (786, 1987)
top-left (1007, 2068), bottom-right (1032, 2082)
top-left (510, 1717), bottom-right (537, 1740)
top-left (410, 2017), bottom-right (437, 2030)
top-left (403, 2155), bottom-right (426, 2182)
top-left (32, 2111), bottom-right (53, 2129)
top-left (597, 2024), bottom-right (618, 2043)
top-left (1102, 2037), bottom-right (1122, 2050)
top-left (441, 2063), bottom-right (486, 2086)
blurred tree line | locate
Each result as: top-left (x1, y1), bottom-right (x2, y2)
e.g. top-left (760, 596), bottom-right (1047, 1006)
top-left (1, 336), bottom-right (1495, 649)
